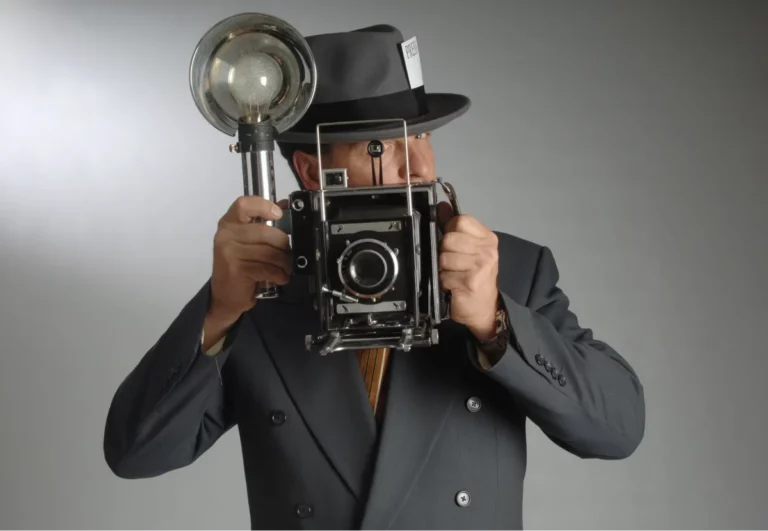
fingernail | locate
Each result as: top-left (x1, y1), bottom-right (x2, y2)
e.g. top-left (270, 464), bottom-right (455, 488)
top-left (272, 204), bottom-right (283, 218)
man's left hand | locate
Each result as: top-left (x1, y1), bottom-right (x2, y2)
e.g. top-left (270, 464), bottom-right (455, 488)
top-left (437, 202), bottom-right (499, 342)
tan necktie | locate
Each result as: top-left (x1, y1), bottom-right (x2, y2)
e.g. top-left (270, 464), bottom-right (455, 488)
top-left (355, 348), bottom-right (391, 424)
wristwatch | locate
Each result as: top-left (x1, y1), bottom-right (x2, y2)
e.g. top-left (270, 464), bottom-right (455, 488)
top-left (476, 302), bottom-right (510, 361)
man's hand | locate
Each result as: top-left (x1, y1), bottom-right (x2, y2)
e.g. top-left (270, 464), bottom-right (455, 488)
top-left (203, 196), bottom-right (291, 350)
top-left (437, 201), bottom-right (500, 342)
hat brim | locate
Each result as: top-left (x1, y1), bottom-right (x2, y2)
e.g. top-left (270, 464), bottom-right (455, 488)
top-left (275, 93), bottom-right (470, 144)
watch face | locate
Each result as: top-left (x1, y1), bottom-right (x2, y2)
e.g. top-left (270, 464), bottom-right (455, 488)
top-left (495, 309), bottom-right (508, 334)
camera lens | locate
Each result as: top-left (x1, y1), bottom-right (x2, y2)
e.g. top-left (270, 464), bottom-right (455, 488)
top-left (337, 238), bottom-right (399, 299)
top-left (349, 250), bottom-right (387, 289)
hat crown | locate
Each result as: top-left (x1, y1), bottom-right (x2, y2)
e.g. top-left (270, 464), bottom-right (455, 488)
top-left (306, 25), bottom-right (414, 105)
top-left (277, 22), bottom-right (469, 143)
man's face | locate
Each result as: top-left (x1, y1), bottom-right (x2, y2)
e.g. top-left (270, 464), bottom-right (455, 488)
top-left (293, 132), bottom-right (436, 190)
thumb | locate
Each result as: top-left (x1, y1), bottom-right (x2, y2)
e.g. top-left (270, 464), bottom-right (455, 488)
top-left (436, 200), bottom-right (455, 232)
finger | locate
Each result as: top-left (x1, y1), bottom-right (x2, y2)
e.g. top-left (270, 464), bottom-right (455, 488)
top-left (231, 243), bottom-right (292, 274)
top-left (436, 201), bottom-right (454, 231)
top-left (239, 262), bottom-right (291, 285)
top-left (439, 270), bottom-right (468, 292)
top-left (444, 214), bottom-right (488, 239)
top-left (224, 196), bottom-right (284, 224)
top-left (439, 251), bottom-right (476, 272)
top-left (440, 231), bottom-right (479, 254)
top-left (229, 223), bottom-right (291, 250)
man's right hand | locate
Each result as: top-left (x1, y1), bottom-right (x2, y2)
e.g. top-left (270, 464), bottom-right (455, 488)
top-left (203, 196), bottom-right (291, 349)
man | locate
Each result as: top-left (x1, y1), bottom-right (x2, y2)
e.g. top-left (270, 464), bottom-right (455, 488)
top-left (103, 23), bottom-right (645, 529)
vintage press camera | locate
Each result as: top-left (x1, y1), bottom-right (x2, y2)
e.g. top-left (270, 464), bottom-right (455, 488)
top-left (287, 123), bottom-right (462, 354)
top-left (188, 13), bottom-right (462, 354)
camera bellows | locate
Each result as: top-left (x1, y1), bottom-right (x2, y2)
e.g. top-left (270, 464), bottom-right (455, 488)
top-left (355, 348), bottom-right (391, 424)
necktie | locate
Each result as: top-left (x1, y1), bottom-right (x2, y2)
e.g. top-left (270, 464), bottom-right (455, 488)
top-left (355, 348), bottom-right (391, 424)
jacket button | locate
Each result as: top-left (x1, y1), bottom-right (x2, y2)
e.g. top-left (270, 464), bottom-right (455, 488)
top-left (466, 397), bottom-right (481, 413)
top-left (270, 410), bottom-right (287, 425)
top-left (558, 375), bottom-right (567, 386)
top-left (455, 490), bottom-right (471, 507)
top-left (551, 368), bottom-right (560, 379)
top-left (535, 353), bottom-right (544, 365)
top-left (544, 362), bottom-right (553, 372)
top-left (295, 504), bottom-right (313, 518)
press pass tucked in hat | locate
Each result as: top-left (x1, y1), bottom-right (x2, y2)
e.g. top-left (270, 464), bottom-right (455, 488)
top-left (277, 24), bottom-right (471, 144)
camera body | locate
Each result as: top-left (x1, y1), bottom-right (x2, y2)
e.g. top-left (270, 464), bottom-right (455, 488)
top-left (288, 169), bottom-right (448, 354)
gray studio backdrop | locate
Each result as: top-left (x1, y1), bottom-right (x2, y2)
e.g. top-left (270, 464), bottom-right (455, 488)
top-left (1, 0), bottom-right (766, 529)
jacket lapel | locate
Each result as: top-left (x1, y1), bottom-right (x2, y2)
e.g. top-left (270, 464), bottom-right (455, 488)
top-left (250, 289), bottom-right (378, 502)
top-left (359, 322), bottom-right (466, 529)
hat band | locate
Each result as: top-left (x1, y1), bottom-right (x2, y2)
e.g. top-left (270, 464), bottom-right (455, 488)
top-left (292, 86), bottom-right (428, 133)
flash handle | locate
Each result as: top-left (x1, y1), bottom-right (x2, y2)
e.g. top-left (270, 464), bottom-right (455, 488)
top-left (238, 122), bottom-right (281, 299)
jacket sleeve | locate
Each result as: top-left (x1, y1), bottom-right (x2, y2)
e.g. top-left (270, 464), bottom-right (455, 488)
top-left (471, 246), bottom-right (646, 460)
top-left (103, 280), bottom-right (238, 479)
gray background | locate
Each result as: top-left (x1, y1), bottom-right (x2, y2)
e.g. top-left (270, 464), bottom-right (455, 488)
top-left (1, 0), bottom-right (766, 528)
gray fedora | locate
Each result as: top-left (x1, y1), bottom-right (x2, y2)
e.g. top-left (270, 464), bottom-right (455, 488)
top-left (276, 24), bottom-right (470, 144)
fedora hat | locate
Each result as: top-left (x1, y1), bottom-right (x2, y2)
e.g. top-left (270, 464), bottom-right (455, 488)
top-left (276, 24), bottom-right (470, 144)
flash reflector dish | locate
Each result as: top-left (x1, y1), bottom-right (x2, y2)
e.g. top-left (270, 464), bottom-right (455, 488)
top-left (190, 13), bottom-right (317, 135)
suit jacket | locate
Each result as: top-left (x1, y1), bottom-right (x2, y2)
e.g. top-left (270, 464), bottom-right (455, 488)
top-left (103, 231), bottom-right (645, 529)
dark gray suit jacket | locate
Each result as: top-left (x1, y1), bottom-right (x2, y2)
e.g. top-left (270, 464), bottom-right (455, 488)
top-left (103, 231), bottom-right (645, 529)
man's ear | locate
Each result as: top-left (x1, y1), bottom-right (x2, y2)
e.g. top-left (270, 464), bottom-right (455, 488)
top-left (293, 150), bottom-right (320, 191)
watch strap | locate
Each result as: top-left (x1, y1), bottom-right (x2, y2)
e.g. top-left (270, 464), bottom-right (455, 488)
top-left (476, 305), bottom-right (510, 360)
